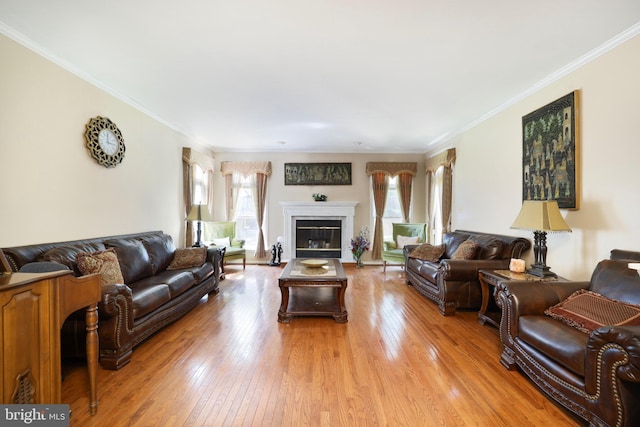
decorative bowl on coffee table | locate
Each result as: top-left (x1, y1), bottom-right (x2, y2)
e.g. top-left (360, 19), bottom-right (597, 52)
top-left (301, 259), bottom-right (328, 268)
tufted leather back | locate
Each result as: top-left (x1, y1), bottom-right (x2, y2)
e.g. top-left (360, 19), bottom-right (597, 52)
top-left (590, 255), bottom-right (640, 306)
top-left (442, 230), bottom-right (530, 260)
top-left (1, 231), bottom-right (166, 275)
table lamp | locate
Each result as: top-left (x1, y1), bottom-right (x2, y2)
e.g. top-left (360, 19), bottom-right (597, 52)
top-left (187, 204), bottom-right (214, 247)
top-left (511, 200), bottom-right (571, 278)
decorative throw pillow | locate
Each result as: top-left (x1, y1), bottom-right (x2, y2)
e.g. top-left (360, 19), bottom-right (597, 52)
top-left (409, 244), bottom-right (445, 262)
top-left (167, 247), bottom-right (207, 270)
top-left (76, 248), bottom-right (125, 286)
top-left (451, 239), bottom-right (478, 260)
top-left (545, 289), bottom-right (640, 333)
top-left (212, 237), bottom-right (231, 248)
top-left (40, 243), bottom-right (106, 274)
top-left (397, 235), bottom-right (420, 248)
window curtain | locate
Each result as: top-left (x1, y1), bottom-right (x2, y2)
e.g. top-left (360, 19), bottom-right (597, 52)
top-left (369, 172), bottom-right (388, 260)
top-left (182, 148), bottom-right (215, 247)
top-left (220, 161), bottom-right (272, 259)
top-left (250, 173), bottom-right (269, 258)
top-left (397, 172), bottom-right (413, 223)
top-left (366, 162), bottom-right (417, 259)
top-left (425, 148), bottom-right (456, 244)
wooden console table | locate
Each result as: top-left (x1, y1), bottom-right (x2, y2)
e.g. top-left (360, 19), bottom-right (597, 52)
top-left (0, 271), bottom-right (101, 414)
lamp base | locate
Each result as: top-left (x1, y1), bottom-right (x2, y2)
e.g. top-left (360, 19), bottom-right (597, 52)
top-left (527, 264), bottom-right (557, 278)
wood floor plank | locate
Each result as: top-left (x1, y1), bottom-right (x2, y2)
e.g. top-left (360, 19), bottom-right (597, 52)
top-left (61, 265), bottom-right (583, 426)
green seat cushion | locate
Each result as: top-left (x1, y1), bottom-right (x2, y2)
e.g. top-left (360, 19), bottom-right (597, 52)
top-left (224, 247), bottom-right (245, 257)
top-left (382, 248), bottom-right (405, 263)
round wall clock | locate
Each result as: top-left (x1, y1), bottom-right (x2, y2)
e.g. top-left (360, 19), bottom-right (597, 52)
top-left (84, 116), bottom-right (126, 168)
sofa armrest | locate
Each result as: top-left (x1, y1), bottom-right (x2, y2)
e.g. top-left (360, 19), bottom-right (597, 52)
top-left (231, 239), bottom-right (245, 248)
top-left (495, 280), bottom-right (589, 343)
top-left (207, 246), bottom-right (225, 263)
top-left (584, 325), bottom-right (640, 424)
top-left (98, 282), bottom-right (134, 362)
top-left (495, 280), bottom-right (589, 317)
top-left (100, 283), bottom-right (133, 318)
top-left (587, 325), bottom-right (640, 385)
top-left (384, 240), bottom-right (397, 251)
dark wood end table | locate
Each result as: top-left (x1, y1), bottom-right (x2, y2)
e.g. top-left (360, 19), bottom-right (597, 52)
top-left (478, 269), bottom-right (566, 328)
top-left (278, 259), bottom-right (348, 323)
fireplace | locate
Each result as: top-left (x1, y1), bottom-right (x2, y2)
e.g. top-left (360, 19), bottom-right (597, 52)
top-left (295, 219), bottom-right (342, 258)
top-left (281, 202), bottom-right (358, 261)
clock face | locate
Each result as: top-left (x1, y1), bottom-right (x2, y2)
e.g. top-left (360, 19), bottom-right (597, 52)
top-left (84, 116), bottom-right (126, 168)
top-left (98, 129), bottom-right (119, 155)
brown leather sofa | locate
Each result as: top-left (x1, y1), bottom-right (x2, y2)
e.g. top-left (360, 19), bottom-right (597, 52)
top-left (403, 230), bottom-right (530, 315)
top-left (495, 249), bottom-right (640, 427)
top-left (2, 231), bottom-right (224, 370)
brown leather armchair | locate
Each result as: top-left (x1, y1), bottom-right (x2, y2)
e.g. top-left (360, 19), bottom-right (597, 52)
top-left (495, 249), bottom-right (640, 427)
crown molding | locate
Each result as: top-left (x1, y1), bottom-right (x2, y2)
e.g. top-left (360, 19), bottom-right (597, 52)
top-left (0, 21), bottom-right (191, 140)
top-left (429, 22), bottom-right (640, 149)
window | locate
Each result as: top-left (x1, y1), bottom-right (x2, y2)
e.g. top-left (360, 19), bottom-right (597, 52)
top-left (431, 166), bottom-right (444, 245)
top-left (382, 176), bottom-right (403, 241)
top-left (192, 165), bottom-right (206, 204)
top-left (233, 175), bottom-right (259, 250)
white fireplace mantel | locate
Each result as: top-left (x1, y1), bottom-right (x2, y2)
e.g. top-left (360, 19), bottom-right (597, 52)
top-left (281, 201), bottom-right (358, 261)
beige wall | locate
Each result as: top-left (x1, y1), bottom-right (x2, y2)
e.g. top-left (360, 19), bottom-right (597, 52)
top-left (2, 28), bottom-right (638, 279)
top-left (0, 34), bottom-right (193, 247)
top-left (210, 152), bottom-right (426, 263)
top-left (449, 34), bottom-right (640, 280)
top-left (0, 34), bottom-right (425, 258)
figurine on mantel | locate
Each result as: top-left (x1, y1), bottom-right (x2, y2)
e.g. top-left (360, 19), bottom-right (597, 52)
top-left (312, 193), bottom-right (327, 202)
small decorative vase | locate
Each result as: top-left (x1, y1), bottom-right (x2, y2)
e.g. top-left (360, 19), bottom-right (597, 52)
top-left (354, 256), bottom-right (363, 268)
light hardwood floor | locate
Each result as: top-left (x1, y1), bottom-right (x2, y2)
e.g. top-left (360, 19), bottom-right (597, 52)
top-left (62, 265), bottom-right (583, 426)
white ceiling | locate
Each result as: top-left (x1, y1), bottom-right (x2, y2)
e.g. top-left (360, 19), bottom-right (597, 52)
top-left (2, 1), bottom-right (640, 154)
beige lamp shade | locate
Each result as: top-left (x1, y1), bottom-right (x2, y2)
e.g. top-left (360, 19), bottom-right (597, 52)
top-left (511, 200), bottom-right (571, 233)
top-left (186, 204), bottom-right (215, 222)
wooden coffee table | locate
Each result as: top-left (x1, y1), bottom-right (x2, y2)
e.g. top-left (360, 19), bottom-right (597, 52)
top-left (278, 259), bottom-right (348, 323)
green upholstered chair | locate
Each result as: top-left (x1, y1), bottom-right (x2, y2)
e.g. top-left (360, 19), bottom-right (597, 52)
top-left (204, 221), bottom-right (246, 271)
top-left (382, 223), bottom-right (427, 272)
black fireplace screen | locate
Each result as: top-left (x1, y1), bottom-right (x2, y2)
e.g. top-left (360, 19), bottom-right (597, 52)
top-left (295, 219), bottom-right (342, 258)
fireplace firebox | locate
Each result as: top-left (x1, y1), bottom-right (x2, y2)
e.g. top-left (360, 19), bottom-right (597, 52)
top-left (295, 220), bottom-right (341, 258)
top-left (281, 201), bottom-right (358, 261)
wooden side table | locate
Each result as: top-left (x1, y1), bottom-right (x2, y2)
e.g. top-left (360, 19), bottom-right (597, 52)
top-left (0, 271), bottom-right (101, 414)
top-left (478, 269), bottom-right (566, 327)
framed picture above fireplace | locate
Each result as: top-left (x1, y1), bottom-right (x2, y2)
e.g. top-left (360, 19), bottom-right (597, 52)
top-left (284, 163), bottom-right (352, 185)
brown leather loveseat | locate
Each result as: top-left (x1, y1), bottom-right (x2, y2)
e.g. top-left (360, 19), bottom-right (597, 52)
top-left (495, 249), bottom-right (640, 427)
top-left (2, 231), bottom-right (223, 370)
top-left (403, 229), bottom-right (530, 316)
